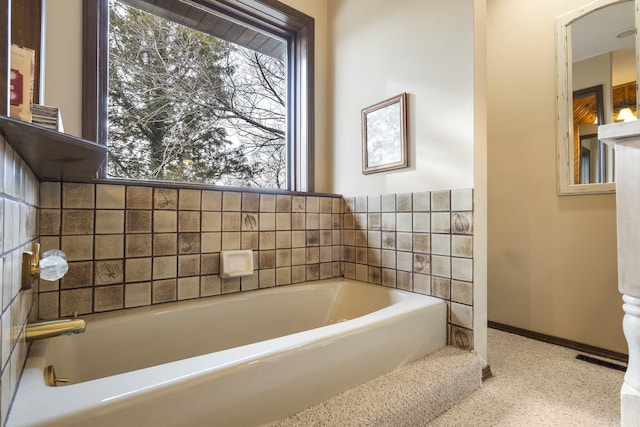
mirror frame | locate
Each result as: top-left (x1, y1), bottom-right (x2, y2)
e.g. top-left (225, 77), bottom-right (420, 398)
top-left (556, 0), bottom-right (638, 195)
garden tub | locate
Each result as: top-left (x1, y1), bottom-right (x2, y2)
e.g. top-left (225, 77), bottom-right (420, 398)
top-left (8, 278), bottom-right (446, 427)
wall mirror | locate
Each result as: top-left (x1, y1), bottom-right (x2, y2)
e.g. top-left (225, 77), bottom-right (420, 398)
top-left (556, 0), bottom-right (637, 195)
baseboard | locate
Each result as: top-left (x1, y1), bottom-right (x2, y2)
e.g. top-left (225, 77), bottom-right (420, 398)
top-left (488, 321), bottom-right (628, 363)
top-left (482, 365), bottom-right (493, 382)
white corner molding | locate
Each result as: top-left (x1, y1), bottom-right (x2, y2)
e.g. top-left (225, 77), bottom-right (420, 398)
top-left (599, 119), bottom-right (640, 426)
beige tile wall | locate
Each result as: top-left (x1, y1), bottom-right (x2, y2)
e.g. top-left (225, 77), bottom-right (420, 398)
top-left (0, 138), bottom-right (39, 426)
top-left (38, 182), bottom-right (343, 318)
top-left (342, 189), bottom-right (475, 350)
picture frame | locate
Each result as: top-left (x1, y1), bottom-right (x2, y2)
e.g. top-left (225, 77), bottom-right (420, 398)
top-left (361, 92), bottom-right (408, 174)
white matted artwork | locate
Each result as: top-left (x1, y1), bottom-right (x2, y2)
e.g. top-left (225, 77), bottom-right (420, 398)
top-left (361, 92), bottom-right (408, 174)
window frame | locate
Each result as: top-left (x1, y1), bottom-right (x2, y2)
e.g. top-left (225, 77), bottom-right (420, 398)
top-left (82, 0), bottom-right (315, 192)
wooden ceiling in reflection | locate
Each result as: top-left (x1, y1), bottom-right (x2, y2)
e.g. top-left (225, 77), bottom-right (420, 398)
top-left (573, 81), bottom-right (636, 125)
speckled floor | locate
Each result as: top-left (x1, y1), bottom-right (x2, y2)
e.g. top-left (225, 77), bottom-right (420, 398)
top-left (430, 328), bottom-right (625, 426)
top-left (274, 328), bottom-right (625, 426)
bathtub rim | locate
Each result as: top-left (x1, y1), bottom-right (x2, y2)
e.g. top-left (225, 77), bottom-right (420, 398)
top-left (9, 278), bottom-right (447, 427)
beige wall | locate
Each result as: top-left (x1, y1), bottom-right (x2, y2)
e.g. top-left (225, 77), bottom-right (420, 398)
top-left (487, 0), bottom-right (624, 353)
top-left (327, 0), bottom-right (476, 196)
top-left (43, 0), bottom-right (83, 137)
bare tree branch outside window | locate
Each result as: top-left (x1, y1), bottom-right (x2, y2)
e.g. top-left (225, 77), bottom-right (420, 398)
top-left (107, 0), bottom-right (287, 188)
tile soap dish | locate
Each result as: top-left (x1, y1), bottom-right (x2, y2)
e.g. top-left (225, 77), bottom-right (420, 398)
top-left (220, 250), bottom-right (254, 278)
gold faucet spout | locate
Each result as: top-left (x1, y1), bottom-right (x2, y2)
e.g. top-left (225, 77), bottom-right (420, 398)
top-left (26, 317), bottom-right (86, 342)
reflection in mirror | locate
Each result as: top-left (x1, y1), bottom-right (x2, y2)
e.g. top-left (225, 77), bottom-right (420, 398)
top-left (573, 85), bottom-right (605, 184)
top-left (556, 0), bottom-right (636, 194)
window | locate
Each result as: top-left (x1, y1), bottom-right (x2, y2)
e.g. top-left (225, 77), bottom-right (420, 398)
top-left (83, 0), bottom-right (314, 191)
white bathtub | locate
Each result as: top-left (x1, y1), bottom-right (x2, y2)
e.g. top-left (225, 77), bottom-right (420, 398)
top-left (8, 278), bottom-right (446, 427)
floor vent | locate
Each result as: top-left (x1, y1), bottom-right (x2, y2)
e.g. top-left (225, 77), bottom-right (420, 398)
top-left (576, 354), bottom-right (627, 372)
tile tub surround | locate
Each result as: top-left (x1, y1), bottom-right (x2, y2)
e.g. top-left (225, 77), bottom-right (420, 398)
top-left (37, 182), bottom-right (475, 350)
top-left (342, 189), bottom-right (474, 350)
top-left (38, 182), bottom-right (343, 318)
top-left (0, 137), bottom-right (39, 426)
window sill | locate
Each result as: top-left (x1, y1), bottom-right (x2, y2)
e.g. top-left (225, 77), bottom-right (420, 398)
top-left (0, 116), bottom-right (106, 182)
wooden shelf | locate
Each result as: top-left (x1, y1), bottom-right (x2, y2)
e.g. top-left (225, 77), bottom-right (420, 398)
top-left (0, 116), bottom-right (106, 182)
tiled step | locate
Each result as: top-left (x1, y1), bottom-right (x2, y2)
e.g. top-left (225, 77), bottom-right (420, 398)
top-left (271, 346), bottom-right (484, 426)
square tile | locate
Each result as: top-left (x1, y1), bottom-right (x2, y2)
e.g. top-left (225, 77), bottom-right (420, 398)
top-left (381, 232), bottom-right (396, 250)
top-left (413, 233), bottom-right (431, 254)
top-left (292, 196), bottom-right (306, 212)
top-left (178, 255), bottom-right (200, 277)
top-left (260, 194), bottom-right (276, 212)
top-left (62, 183), bottom-right (94, 209)
top-left (413, 273), bottom-right (431, 295)
top-left (60, 288), bottom-right (93, 316)
top-left (96, 184), bottom-right (125, 209)
top-left (431, 234), bottom-right (451, 256)
top-left (452, 212), bottom-right (473, 235)
top-left (178, 277), bottom-right (200, 300)
top-left (432, 212), bottom-right (451, 233)
top-left (178, 233), bottom-right (201, 254)
top-left (396, 233), bottom-right (412, 252)
top-left (201, 253), bottom-right (220, 275)
top-left (126, 186), bottom-right (153, 209)
top-left (126, 210), bottom-right (152, 233)
top-left (413, 213), bottom-right (430, 233)
top-left (221, 232), bottom-right (241, 250)
top-left (431, 255), bottom-right (451, 278)
top-left (125, 282), bottom-right (151, 308)
top-left (61, 261), bottom-right (93, 289)
top-left (202, 190), bottom-right (222, 211)
top-left (431, 190), bottom-right (451, 211)
top-left (153, 279), bottom-right (177, 303)
top-left (179, 211), bottom-right (201, 232)
top-left (242, 231), bottom-right (259, 250)
top-left (126, 234), bottom-right (152, 257)
top-left (242, 193), bottom-right (260, 212)
top-left (154, 210), bottom-right (177, 233)
top-left (452, 280), bottom-right (473, 305)
top-left (452, 257), bottom-right (473, 281)
top-left (320, 197), bottom-right (333, 213)
top-left (154, 233), bottom-right (177, 256)
top-left (40, 209), bottom-right (61, 235)
top-left (381, 194), bottom-right (395, 212)
top-left (201, 275), bottom-right (221, 296)
top-left (202, 212), bottom-right (222, 232)
top-left (222, 191), bottom-right (242, 212)
top-left (95, 260), bottom-right (124, 285)
top-left (432, 277), bottom-right (451, 299)
top-left (413, 253), bottom-right (430, 274)
top-left (153, 256), bottom-right (177, 280)
top-left (94, 285), bottom-right (124, 312)
top-left (95, 210), bottom-right (124, 234)
top-left (154, 188), bottom-right (178, 209)
top-left (396, 193), bottom-right (412, 211)
top-left (61, 235), bottom-right (93, 261)
top-left (95, 235), bottom-right (124, 259)
top-left (396, 213), bottom-right (412, 232)
top-left (276, 195), bottom-right (292, 212)
top-left (367, 195), bottom-right (381, 212)
top-left (61, 210), bottom-right (94, 235)
top-left (179, 189), bottom-right (201, 210)
top-left (397, 251), bottom-right (413, 272)
top-left (40, 182), bottom-right (61, 208)
top-left (125, 257), bottom-right (152, 283)
top-left (452, 235), bottom-right (473, 258)
top-left (201, 233), bottom-right (221, 253)
top-left (451, 188), bottom-right (473, 211)
top-left (413, 191), bottom-right (431, 211)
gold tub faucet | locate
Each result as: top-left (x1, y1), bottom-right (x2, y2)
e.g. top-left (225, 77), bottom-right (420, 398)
top-left (26, 313), bottom-right (86, 342)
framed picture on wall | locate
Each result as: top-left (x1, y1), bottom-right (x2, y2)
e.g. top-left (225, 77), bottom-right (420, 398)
top-left (361, 92), bottom-right (408, 174)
